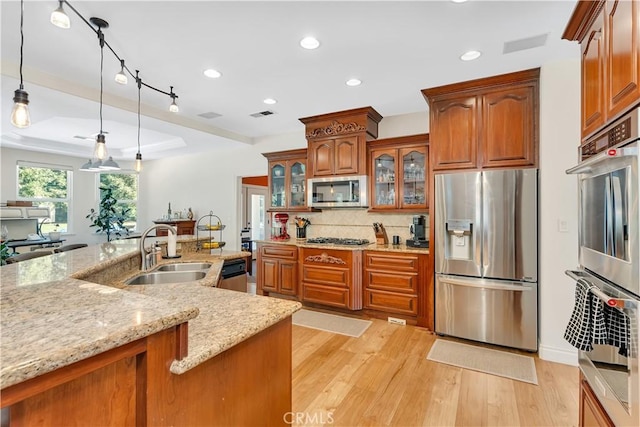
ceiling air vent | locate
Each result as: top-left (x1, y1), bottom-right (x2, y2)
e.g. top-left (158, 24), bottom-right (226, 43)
top-left (503, 33), bottom-right (548, 54)
top-left (250, 110), bottom-right (275, 118)
top-left (197, 111), bottom-right (222, 119)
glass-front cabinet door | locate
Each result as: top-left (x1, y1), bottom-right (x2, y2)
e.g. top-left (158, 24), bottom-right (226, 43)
top-left (400, 147), bottom-right (427, 209)
top-left (372, 149), bottom-right (397, 209)
top-left (288, 161), bottom-right (306, 208)
top-left (270, 163), bottom-right (286, 209)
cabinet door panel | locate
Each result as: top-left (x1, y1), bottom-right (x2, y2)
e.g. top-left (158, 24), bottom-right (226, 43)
top-left (400, 147), bottom-right (428, 209)
top-left (310, 140), bottom-right (334, 176)
top-left (606, 0), bottom-right (640, 120)
top-left (582, 9), bottom-right (606, 137)
top-left (334, 137), bottom-right (360, 175)
top-left (371, 148), bottom-right (398, 209)
top-left (366, 252), bottom-right (419, 272)
top-left (431, 97), bottom-right (478, 170)
top-left (481, 86), bottom-right (536, 168)
top-left (279, 261), bottom-right (297, 295)
top-left (261, 259), bottom-right (279, 292)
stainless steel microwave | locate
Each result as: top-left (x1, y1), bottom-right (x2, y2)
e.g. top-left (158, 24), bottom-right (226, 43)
top-left (307, 175), bottom-right (368, 208)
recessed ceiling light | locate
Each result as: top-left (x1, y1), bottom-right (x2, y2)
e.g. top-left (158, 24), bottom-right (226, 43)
top-left (300, 36), bottom-right (320, 50)
top-left (460, 50), bottom-right (481, 61)
top-left (204, 69), bottom-right (222, 78)
top-left (263, 98), bottom-right (277, 105)
top-left (346, 78), bottom-right (362, 87)
top-left (451, 0), bottom-right (469, 3)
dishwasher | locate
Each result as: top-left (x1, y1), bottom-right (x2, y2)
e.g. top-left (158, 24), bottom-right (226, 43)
top-left (218, 258), bottom-right (248, 292)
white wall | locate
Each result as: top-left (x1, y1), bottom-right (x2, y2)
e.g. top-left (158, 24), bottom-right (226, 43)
top-left (538, 58), bottom-right (581, 365)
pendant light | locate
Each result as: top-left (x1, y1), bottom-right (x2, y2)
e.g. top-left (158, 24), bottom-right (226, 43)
top-left (169, 86), bottom-right (179, 113)
top-left (134, 70), bottom-right (143, 173)
top-left (50, 0), bottom-right (70, 29)
top-left (11, 0), bottom-right (30, 129)
top-left (91, 17), bottom-right (119, 170)
top-left (115, 59), bottom-right (127, 85)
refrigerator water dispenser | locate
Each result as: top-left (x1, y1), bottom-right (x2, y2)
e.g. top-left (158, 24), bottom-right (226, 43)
top-left (445, 220), bottom-right (472, 260)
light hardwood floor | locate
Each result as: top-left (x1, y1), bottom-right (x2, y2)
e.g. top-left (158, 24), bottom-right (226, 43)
top-left (292, 318), bottom-right (579, 427)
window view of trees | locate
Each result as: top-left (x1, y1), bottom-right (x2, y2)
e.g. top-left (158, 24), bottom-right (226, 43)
top-left (17, 164), bottom-right (71, 233)
top-left (99, 173), bottom-right (138, 230)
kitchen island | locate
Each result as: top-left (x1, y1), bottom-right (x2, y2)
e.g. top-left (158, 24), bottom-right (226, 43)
top-left (0, 236), bottom-right (300, 426)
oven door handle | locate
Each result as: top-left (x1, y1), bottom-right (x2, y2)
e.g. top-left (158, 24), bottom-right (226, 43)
top-left (605, 175), bottom-right (614, 256)
top-left (566, 146), bottom-right (638, 174)
top-left (611, 175), bottom-right (625, 258)
top-left (565, 270), bottom-right (637, 310)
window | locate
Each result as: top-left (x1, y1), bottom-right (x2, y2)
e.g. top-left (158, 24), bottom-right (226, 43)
top-left (17, 162), bottom-right (72, 233)
top-left (99, 173), bottom-right (138, 231)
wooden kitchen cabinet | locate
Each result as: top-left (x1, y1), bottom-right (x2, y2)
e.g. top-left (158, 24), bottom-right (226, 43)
top-left (262, 148), bottom-right (310, 212)
top-left (368, 134), bottom-right (429, 212)
top-left (300, 247), bottom-right (363, 310)
top-left (300, 107), bottom-right (383, 178)
top-left (257, 243), bottom-right (298, 296)
top-left (153, 220), bottom-right (196, 236)
top-left (579, 373), bottom-right (614, 427)
top-left (364, 251), bottom-right (424, 316)
top-left (564, 0), bottom-right (640, 139)
top-left (422, 68), bottom-right (539, 171)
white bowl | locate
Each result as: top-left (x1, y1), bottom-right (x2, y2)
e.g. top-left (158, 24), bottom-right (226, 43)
top-left (49, 232), bottom-right (61, 240)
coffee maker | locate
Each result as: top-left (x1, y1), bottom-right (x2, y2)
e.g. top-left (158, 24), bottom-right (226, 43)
top-left (407, 214), bottom-right (429, 248)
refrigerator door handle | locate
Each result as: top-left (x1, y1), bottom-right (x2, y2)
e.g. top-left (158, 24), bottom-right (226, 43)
top-left (475, 173), bottom-right (484, 274)
top-left (437, 275), bottom-right (534, 292)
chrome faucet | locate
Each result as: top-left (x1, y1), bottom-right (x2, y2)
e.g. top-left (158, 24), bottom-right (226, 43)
top-left (139, 224), bottom-right (177, 271)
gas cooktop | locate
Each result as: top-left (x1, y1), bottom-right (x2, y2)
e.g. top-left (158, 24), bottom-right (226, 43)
top-left (305, 237), bottom-right (371, 246)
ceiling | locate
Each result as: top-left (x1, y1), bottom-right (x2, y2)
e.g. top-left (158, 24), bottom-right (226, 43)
top-left (1, 0), bottom-right (580, 162)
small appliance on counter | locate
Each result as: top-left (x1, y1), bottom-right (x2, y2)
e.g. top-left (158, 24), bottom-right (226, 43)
top-left (271, 212), bottom-right (290, 240)
top-left (406, 215), bottom-right (429, 248)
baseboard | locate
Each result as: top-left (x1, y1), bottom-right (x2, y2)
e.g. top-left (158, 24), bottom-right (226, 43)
top-left (538, 344), bottom-right (578, 366)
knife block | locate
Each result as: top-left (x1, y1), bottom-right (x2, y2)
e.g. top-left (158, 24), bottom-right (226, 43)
top-left (374, 225), bottom-right (388, 245)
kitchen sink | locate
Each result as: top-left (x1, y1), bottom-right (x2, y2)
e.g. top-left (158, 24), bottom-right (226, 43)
top-left (156, 262), bottom-right (212, 272)
top-left (126, 270), bottom-right (207, 285)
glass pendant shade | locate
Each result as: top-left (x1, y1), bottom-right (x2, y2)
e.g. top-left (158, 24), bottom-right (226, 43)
top-left (169, 99), bottom-right (179, 113)
top-left (100, 156), bottom-right (120, 170)
top-left (50, 2), bottom-right (70, 29)
top-left (115, 60), bottom-right (127, 84)
top-left (135, 152), bottom-right (142, 173)
top-left (94, 134), bottom-right (107, 160)
top-left (11, 89), bottom-right (30, 128)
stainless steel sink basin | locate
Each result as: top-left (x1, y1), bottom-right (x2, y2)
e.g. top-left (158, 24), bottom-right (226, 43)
top-left (156, 262), bottom-right (212, 272)
top-left (126, 270), bottom-right (207, 285)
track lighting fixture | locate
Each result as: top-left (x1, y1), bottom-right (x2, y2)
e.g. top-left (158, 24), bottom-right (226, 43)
top-left (135, 70), bottom-right (143, 173)
top-left (11, 0), bottom-right (30, 129)
top-left (115, 59), bottom-right (127, 85)
top-left (169, 86), bottom-right (179, 113)
top-left (50, 0), bottom-right (70, 29)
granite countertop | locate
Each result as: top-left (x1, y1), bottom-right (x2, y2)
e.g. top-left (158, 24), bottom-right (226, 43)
top-left (255, 239), bottom-right (430, 254)
top-left (0, 237), bottom-right (300, 389)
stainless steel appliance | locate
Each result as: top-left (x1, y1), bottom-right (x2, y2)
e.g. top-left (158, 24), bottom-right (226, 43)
top-left (407, 214), bottom-right (429, 248)
top-left (218, 258), bottom-right (248, 292)
top-left (565, 107), bottom-right (640, 426)
top-left (435, 169), bottom-right (538, 351)
top-left (307, 175), bottom-right (368, 208)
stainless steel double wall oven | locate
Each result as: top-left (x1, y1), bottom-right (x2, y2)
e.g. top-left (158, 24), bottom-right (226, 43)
top-left (566, 107), bottom-right (640, 426)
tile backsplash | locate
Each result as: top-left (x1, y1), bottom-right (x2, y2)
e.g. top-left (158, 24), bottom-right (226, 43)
top-left (286, 209), bottom-right (429, 242)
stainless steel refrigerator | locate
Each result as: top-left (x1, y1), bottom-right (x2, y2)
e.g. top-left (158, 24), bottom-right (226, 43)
top-left (435, 169), bottom-right (538, 351)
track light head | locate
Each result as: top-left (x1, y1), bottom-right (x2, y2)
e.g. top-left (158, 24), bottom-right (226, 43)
top-left (51, 1), bottom-right (70, 29)
top-left (115, 59), bottom-right (128, 85)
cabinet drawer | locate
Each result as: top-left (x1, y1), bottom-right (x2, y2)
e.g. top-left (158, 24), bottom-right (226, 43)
top-left (365, 289), bottom-right (417, 315)
top-left (260, 245), bottom-right (297, 260)
top-left (302, 265), bottom-right (349, 288)
top-left (302, 283), bottom-right (349, 308)
top-left (366, 271), bottom-right (417, 293)
top-left (365, 252), bottom-right (419, 272)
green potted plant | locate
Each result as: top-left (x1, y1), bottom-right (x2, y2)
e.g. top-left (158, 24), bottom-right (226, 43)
top-left (87, 186), bottom-right (131, 242)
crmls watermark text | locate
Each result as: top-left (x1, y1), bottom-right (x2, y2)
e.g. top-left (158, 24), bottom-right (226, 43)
top-left (283, 411), bottom-right (335, 425)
